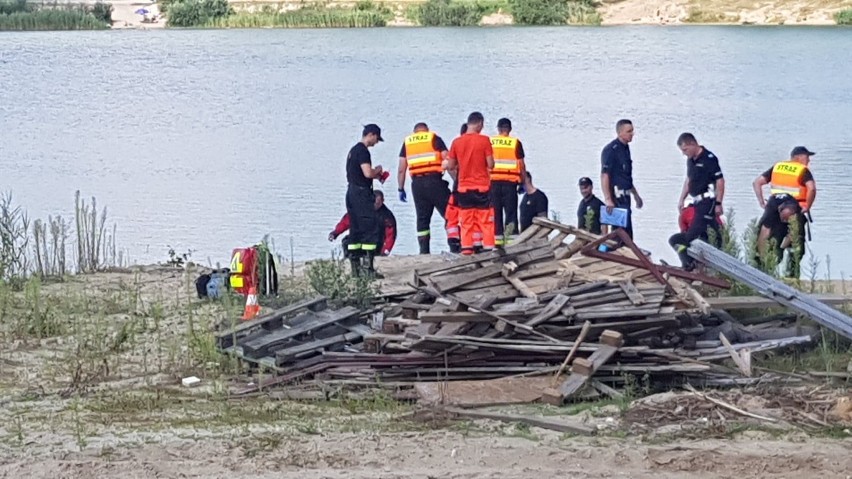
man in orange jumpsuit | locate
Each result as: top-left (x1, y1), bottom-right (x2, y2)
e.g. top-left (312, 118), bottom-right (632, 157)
top-left (444, 123), bottom-right (483, 253)
top-left (446, 112), bottom-right (495, 255)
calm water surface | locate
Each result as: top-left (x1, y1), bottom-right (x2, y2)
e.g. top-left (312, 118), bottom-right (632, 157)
top-left (1, 27), bottom-right (850, 274)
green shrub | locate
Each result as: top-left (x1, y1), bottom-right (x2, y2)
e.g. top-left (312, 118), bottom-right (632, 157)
top-left (305, 254), bottom-right (378, 308)
top-left (90, 2), bottom-right (113, 24)
top-left (508, 0), bottom-right (600, 26)
top-left (0, 0), bottom-right (31, 14)
top-left (835, 8), bottom-right (852, 25)
top-left (416, 0), bottom-right (493, 27)
top-left (166, 0), bottom-right (232, 27)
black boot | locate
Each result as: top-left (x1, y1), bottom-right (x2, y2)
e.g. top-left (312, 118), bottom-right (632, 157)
top-left (418, 236), bottom-right (431, 255)
top-left (448, 238), bottom-right (461, 254)
top-left (349, 254), bottom-right (362, 277)
top-left (363, 252), bottom-right (384, 280)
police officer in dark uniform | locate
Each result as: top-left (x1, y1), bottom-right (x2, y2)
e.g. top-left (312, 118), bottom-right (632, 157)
top-left (345, 124), bottom-right (386, 277)
top-left (601, 119), bottom-right (644, 239)
top-left (668, 133), bottom-right (725, 271)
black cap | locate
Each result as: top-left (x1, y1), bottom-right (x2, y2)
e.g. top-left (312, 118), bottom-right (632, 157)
top-left (362, 124), bottom-right (384, 142)
top-left (790, 146), bottom-right (815, 157)
top-left (578, 177), bottom-right (593, 187)
top-left (497, 118), bottom-right (512, 129)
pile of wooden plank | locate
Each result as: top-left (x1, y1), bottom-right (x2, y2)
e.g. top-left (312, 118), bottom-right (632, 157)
top-left (217, 218), bottom-right (817, 404)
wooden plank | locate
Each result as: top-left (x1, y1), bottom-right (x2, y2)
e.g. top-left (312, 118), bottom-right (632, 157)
top-left (706, 294), bottom-right (852, 310)
top-left (513, 224), bottom-right (544, 244)
top-left (619, 280), bottom-right (645, 305)
top-left (542, 330), bottom-right (624, 405)
top-left (438, 407), bottom-right (595, 436)
top-left (239, 307), bottom-right (359, 359)
top-left (431, 263), bottom-right (505, 293)
top-left (415, 376), bottom-right (553, 407)
top-left (414, 238), bottom-right (552, 277)
top-left (275, 326), bottom-right (369, 365)
top-left (502, 264), bottom-right (539, 301)
top-left (719, 332), bottom-right (752, 377)
top-left (510, 294), bottom-right (571, 332)
top-left (216, 296), bottom-right (327, 349)
top-left (419, 312), bottom-right (496, 324)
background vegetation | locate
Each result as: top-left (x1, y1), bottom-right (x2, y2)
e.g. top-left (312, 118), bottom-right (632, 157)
top-left (0, 0), bottom-right (112, 30)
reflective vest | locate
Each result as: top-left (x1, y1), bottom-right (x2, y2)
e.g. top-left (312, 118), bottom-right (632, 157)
top-left (405, 131), bottom-right (443, 177)
top-left (490, 135), bottom-right (522, 183)
top-left (769, 161), bottom-right (809, 206)
top-left (229, 246), bottom-right (257, 295)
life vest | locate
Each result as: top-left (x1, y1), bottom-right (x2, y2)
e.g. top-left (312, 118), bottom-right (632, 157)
top-left (229, 246), bottom-right (258, 295)
top-left (405, 131), bottom-right (443, 177)
top-left (769, 161), bottom-right (809, 206)
top-left (490, 135), bottom-right (522, 183)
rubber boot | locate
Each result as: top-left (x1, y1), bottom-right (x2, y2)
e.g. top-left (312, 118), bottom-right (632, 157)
top-left (349, 255), bottom-right (362, 277)
top-left (448, 238), bottom-right (461, 254)
top-left (677, 250), bottom-right (695, 272)
top-left (418, 236), bottom-right (431, 255)
top-left (364, 252), bottom-right (384, 279)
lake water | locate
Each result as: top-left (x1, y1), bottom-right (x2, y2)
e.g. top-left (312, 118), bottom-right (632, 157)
top-left (2, 27), bottom-right (851, 276)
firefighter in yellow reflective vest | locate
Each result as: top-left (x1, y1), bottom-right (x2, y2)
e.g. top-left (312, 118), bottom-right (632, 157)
top-left (397, 122), bottom-right (451, 254)
top-left (752, 146), bottom-right (817, 278)
top-left (490, 118), bottom-right (526, 246)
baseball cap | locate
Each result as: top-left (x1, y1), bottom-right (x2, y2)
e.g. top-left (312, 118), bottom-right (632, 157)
top-left (362, 124), bottom-right (384, 142)
top-left (790, 146), bottom-right (815, 157)
top-left (578, 177), bottom-right (593, 187)
top-left (497, 118), bottom-right (512, 129)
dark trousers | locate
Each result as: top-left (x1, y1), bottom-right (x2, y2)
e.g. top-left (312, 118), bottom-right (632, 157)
top-left (345, 184), bottom-right (379, 256)
top-left (614, 194), bottom-right (633, 239)
top-left (412, 173), bottom-right (450, 254)
top-left (668, 198), bottom-right (720, 268)
top-left (491, 181), bottom-right (519, 244)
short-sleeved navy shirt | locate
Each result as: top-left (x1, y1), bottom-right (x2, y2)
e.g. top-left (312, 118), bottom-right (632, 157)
top-left (687, 148), bottom-right (723, 197)
top-left (346, 142), bottom-right (372, 188)
top-left (600, 139), bottom-right (633, 191)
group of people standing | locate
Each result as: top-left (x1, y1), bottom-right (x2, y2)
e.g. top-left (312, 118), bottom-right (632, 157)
top-left (338, 114), bottom-right (818, 279)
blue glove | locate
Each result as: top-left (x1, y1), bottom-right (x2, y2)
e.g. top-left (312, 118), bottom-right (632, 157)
top-left (517, 183), bottom-right (526, 195)
top-left (398, 189), bottom-right (407, 203)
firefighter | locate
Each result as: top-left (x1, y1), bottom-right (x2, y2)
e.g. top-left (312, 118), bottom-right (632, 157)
top-left (755, 194), bottom-right (803, 272)
top-left (443, 123), bottom-right (466, 253)
top-left (752, 146), bottom-right (817, 278)
top-left (345, 124), bottom-right (387, 277)
top-left (490, 118), bottom-right (526, 246)
top-left (397, 123), bottom-right (451, 255)
top-left (668, 133), bottom-right (725, 271)
top-left (329, 190), bottom-right (397, 257)
top-left (447, 112), bottom-right (496, 255)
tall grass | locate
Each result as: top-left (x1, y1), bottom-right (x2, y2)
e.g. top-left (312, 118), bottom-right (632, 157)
top-left (509, 0), bottom-right (600, 25)
top-left (0, 1), bottom-right (112, 31)
top-left (0, 191), bottom-right (123, 287)
top-left (204, 8), bottom-right (388, 28)
top-left (835, 8), bottom-right (852, 25)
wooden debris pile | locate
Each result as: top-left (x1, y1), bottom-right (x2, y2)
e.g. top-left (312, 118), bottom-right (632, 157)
top-left (217, 218), bottom-right (817, 404)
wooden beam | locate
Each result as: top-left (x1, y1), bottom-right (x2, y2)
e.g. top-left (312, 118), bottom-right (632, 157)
top-left (438, 407), bottom-right (595, 435)
top-left (706, 294), bottom-right (852, 310)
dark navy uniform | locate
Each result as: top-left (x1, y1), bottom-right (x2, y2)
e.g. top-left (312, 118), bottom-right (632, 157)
top-left (668, 147), bottom-right (723, 269)
top-left (600, 139), bottom-right (635, 238)
top-left (345, 143), bottom-right (380, 257)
